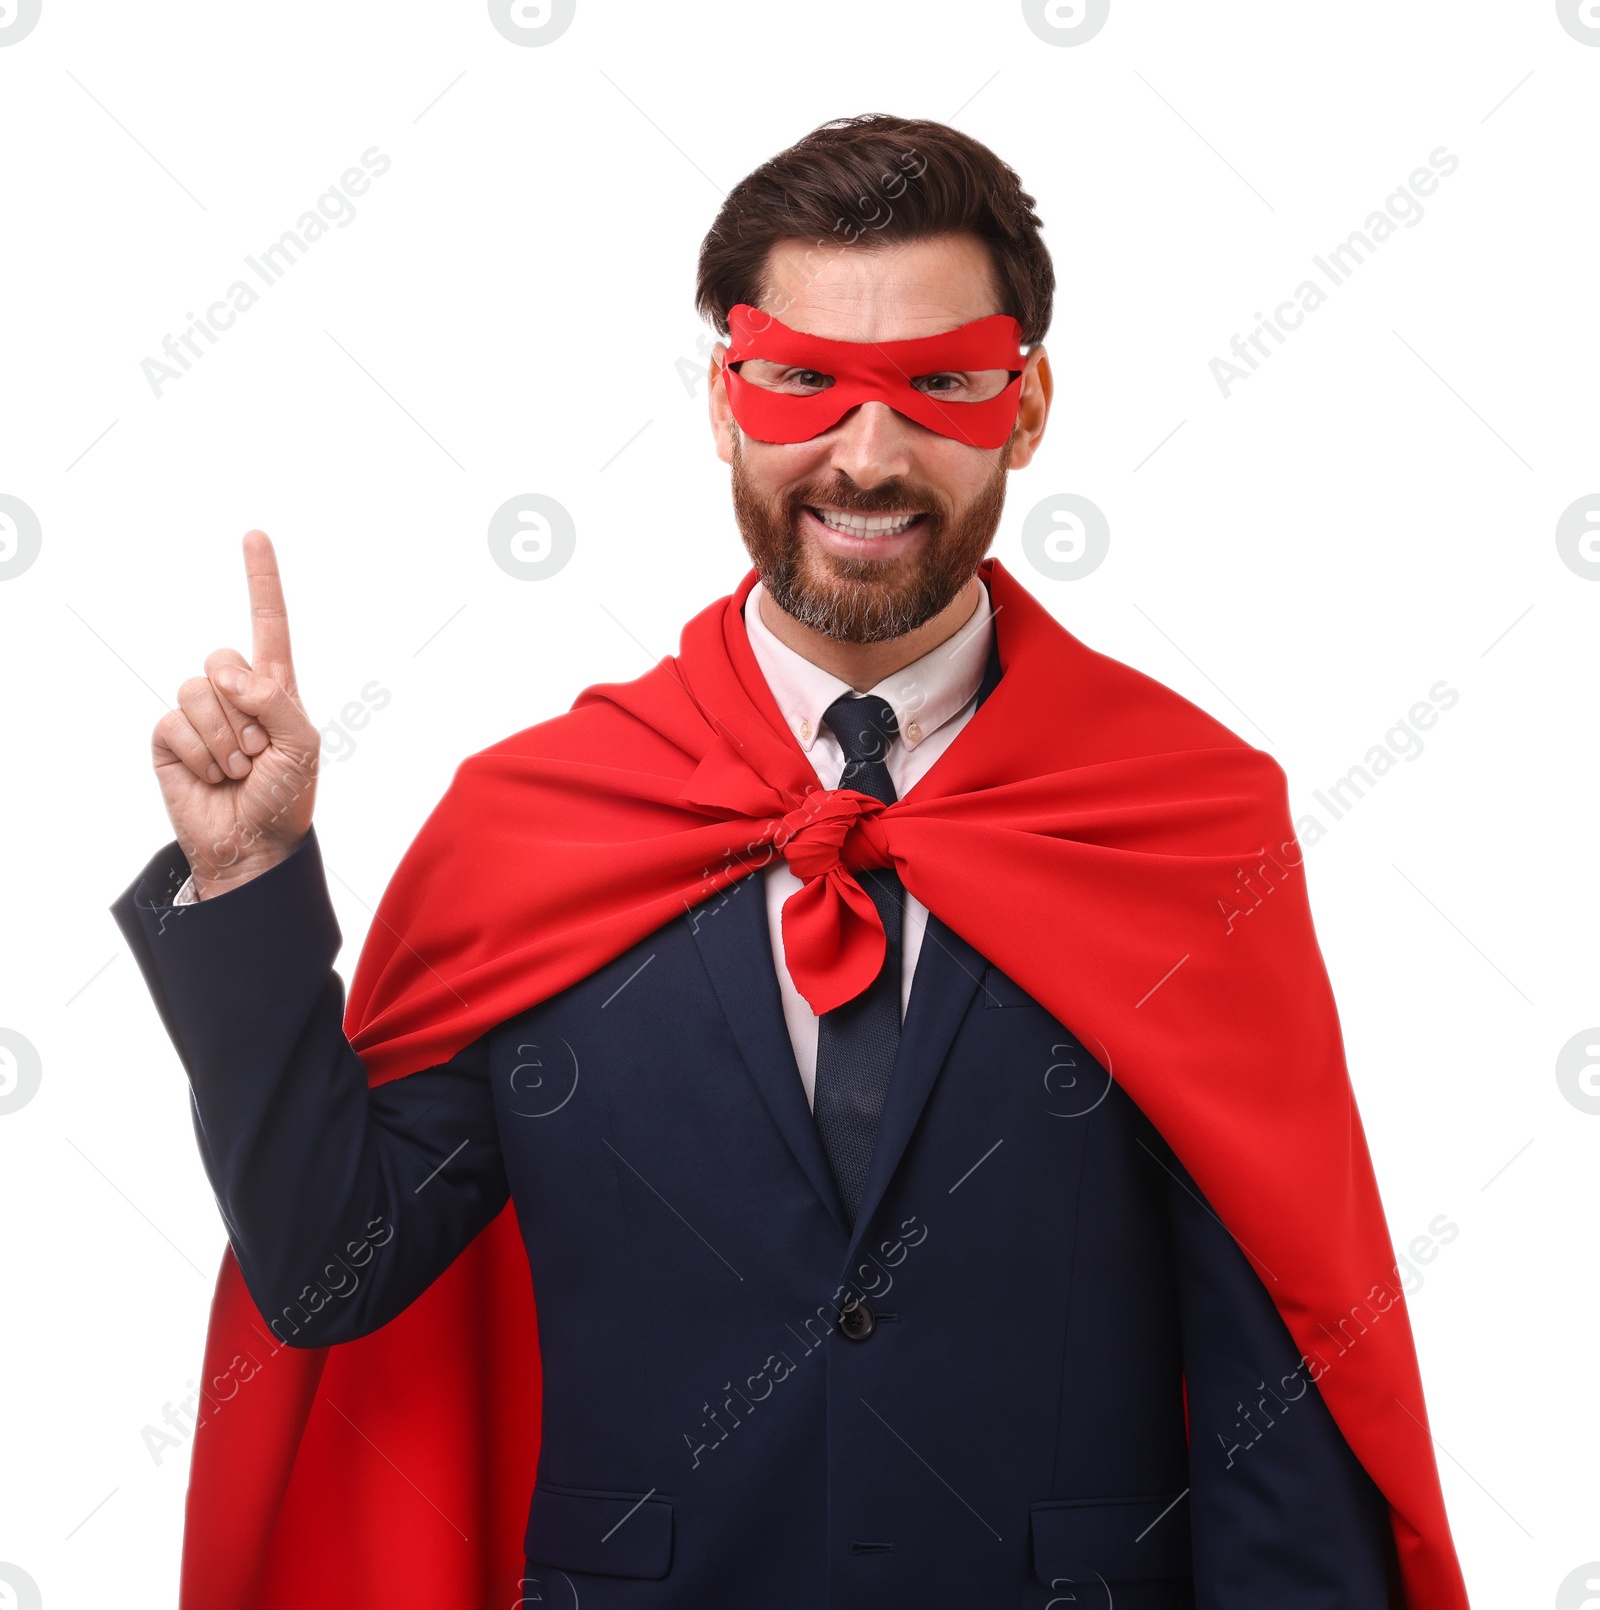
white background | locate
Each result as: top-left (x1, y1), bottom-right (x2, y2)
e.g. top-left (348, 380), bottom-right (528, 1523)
top-left (2, 2), bottom-right (1596, 1605)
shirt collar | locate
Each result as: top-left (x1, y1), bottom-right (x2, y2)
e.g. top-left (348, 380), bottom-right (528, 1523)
top-left (742, 578), bottom-right (993, 753)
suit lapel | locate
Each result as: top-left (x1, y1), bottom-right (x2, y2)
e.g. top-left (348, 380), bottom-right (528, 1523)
top-left (687, 871), bottom-right (849, 1233)
top-left (845, 912), bottom-right (986, 1261)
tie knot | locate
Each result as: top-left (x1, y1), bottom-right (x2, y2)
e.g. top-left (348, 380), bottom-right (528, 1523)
top-left (824, 694), bottom-right (898, 763)
top-left (823, 694), bottom-right (899, 804)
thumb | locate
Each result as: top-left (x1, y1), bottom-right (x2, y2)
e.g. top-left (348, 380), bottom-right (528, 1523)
top-left (213, 665), bottom-right (311, 748)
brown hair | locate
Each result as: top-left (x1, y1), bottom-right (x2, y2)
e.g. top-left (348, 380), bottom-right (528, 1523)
top-left (695, 114), bottom-right (1054, 346)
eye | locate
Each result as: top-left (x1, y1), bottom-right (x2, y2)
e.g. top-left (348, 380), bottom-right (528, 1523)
top-left (733, 360), bottom-right (835, 396)
top-left (910, 369), bottom-right (1017, 402)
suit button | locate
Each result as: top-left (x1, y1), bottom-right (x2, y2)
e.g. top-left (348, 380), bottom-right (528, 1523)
top-left (838, 1299), bottom-right (875, 1341)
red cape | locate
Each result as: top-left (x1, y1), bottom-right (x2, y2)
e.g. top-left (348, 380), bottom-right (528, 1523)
top-left (177, 561), bottom-right (1468, 1608)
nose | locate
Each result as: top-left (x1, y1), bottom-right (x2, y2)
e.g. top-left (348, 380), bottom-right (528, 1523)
top-left (822, 400), bottom-right (920, 491)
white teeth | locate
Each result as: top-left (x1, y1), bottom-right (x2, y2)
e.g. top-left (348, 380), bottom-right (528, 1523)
top-left (814, 508), bottom-right (919, 537)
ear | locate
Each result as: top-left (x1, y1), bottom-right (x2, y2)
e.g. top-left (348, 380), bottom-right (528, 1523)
top-left (1005, 347), bottom-right (1053, 470)
top-left (708, 341), bottom-right (737, 465)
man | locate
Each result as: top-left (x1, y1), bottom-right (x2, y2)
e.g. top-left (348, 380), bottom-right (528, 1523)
top-left (115, 116), bottom-right (1468, 1608)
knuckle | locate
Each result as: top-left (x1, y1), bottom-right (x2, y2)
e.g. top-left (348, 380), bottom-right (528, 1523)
top-left (178, 676), bottom-right (211, 706)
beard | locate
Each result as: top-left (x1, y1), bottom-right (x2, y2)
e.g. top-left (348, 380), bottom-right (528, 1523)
top-left (729, 429), bottom-right (1013, 644)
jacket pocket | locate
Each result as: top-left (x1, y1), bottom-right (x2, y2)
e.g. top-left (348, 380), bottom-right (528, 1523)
top-left (524, 1483), bottom-right (673, 1580)
top-left (1030, 1493), bottom-right (1190, 1585)
top-left (981, 964), bottom-right (1038, 1008)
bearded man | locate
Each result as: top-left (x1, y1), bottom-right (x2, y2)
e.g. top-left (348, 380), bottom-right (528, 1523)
top-left (114, 115), bottom-right (1468, 1610)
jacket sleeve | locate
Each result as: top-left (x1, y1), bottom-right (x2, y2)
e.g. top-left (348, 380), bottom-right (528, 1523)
top-left (111, 829), bottom-right (510, 1348)
top-left (1163, 1144), bottom-right (1397, 1606)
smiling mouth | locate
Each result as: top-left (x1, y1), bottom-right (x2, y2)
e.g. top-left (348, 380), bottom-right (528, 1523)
top-left (805, 505), bottom-right (928, 538)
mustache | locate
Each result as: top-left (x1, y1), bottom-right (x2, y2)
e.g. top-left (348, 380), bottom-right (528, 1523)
top-left (787, 478), bottom-right (945, 519)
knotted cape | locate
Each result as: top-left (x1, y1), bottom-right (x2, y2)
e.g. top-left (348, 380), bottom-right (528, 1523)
top-left (175, 560), bottom-right (1467, 1608)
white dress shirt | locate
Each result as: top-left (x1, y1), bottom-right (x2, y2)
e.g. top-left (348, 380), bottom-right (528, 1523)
top-left (177, 579), bottom-right (996, 1110)
top-left (742, 580), bottom-right (993, 1108)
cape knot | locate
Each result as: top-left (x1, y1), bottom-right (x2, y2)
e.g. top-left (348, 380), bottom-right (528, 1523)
top-left (774, 789), bottom-right (890, 883)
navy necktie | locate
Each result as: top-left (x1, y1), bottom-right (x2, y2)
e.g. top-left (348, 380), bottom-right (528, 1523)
top-left (813, 693), bottom-right (904, 1227)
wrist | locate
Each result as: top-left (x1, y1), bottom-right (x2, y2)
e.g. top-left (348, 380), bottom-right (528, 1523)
top-left (189, 837), bottom-right (305, 901)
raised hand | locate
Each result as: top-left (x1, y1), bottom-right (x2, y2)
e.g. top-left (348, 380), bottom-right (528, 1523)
top-left (152, 531), bottom-right (320, 899)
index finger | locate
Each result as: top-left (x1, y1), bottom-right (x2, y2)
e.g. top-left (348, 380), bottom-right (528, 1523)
top-left (243, 529), bottom-right (294, 682)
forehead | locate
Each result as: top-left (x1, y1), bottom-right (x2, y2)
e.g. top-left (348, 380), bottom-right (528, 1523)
top-left (755, 232), bottom-right (1003, 345)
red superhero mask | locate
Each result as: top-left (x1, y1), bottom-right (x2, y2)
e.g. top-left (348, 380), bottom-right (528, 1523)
top-left (722, 301), bottom-right (1027, 449)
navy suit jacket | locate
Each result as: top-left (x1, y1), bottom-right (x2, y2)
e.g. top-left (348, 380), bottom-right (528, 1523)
top-left (114, 831), bottom-right (1391, 1608)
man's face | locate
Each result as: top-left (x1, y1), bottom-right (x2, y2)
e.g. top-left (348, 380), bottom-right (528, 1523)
top-left (709, 232), bottom-right (1051, 643)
